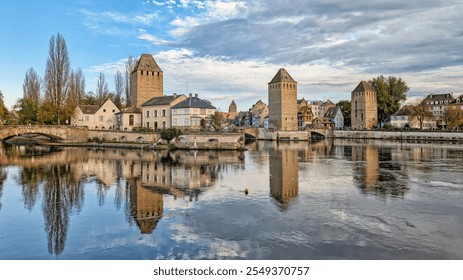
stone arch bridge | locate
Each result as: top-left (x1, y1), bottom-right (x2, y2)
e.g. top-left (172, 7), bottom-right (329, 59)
top-left (0, 125), bottom-right (155, 143)
top-left (243, 127), bottom-right (332, 140)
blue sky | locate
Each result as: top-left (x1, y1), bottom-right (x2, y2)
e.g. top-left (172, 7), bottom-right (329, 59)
top-left (1, 0), bottom-right (463, 112)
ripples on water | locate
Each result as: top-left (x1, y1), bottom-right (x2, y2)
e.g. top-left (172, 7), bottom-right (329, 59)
top-left (0, 139), bottom-right (462, 259)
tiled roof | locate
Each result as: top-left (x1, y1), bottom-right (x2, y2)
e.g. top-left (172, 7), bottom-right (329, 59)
top-left (115, 106), bottom-right (141, 114)
top-left (133, 54), bottom-right (163, 73)
top-left (141, 95), bottom-right (185, 106)
top-left (393, 105), bottom-right (413, 116)
top-left (269, 68), bottom-right (297, 84)
top-left (423, 93), bottom-right (454, 102)
top-left (171, 97), bottom-right (216, 109)
top-left (352, 81), bottom-right (375, 93)
top-left (78, 105), bottom-right (99, 114)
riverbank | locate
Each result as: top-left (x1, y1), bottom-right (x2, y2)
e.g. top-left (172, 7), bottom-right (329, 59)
top-left (333, 130), bottom-right (463, 142)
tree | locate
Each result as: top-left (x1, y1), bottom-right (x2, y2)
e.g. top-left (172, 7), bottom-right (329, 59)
top-left (210, 111), bottom-right (223, 131)
top-left (441, 107), bottom-right (463, 130)
top-left (16, 98), bottom-right (39, 124)
top-left (114, 70), bottom-right (124, 109)
top-left (83, 92), bottom-right (97, 105)
top-left (95, 72), bottom-right (109, 104)
top-left (43, 33), bottom-right (71, 124)
top-left (67, 68), bottom-right (85, 110)
top-left (124, 56), bottom-right (137, 107)
top-left (409, 98), bottom-right (434, 130)
top-left (23, 68), bottom-right (41, 102)
top-left (369, 75), bottom-right (410, 127)
top-left (337, 100), bottom-right (351, 127)
top-left (0, 90), bottom-right (8, 125)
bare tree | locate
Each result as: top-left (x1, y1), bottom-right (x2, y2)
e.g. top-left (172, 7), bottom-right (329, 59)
top-left (67, 68), bottom-right (86, 110)
top-left (114, 70), bottom-right (124, 109)
top-left (23, 68), bottom-right (42, 102)
top-left (43, 33), bottom-right (71, 124)
top-left (124, 56), bottom-right (137, 107)
top-left (96, 72), bottom-right (109, 104)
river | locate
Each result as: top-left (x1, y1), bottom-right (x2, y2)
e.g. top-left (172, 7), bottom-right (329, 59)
top-left (0, 140), bottom-right (462, 259)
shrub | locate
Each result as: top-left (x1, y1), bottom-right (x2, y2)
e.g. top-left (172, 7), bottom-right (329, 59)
top-left (160, 127), bottom-right (182, 141)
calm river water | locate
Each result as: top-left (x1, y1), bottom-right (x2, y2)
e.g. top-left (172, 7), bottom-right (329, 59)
top-left (0, 139), bottom-right (462, 260)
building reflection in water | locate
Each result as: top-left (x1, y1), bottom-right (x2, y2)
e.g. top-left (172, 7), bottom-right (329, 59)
top-left (0, 144), bottom-right (245, 254)
top-left (349, 142), bottom-right (409, 197)
top-left (268, 142), bottom-right (299, 211)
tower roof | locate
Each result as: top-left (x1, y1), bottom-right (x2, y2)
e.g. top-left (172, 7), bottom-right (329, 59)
top-left (133, 54), bottom-right (163, 73)
top-left (352, 81), bottom-right (375, 93)
top-left (269, 68), bottom-right (297, 84)
top-left (230, 100), bottom-right (237, 106)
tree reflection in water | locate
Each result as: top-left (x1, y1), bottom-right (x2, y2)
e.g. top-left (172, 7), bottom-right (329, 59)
top-left (42, 164), bottom-right (83, 256)
top-left (0, 167), bottom-right (6, 210)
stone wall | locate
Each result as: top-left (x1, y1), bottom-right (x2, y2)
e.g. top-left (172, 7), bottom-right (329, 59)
top-left (333, 130), bottom-right (463, 141)
top-left (87, 130), bottom-right (158, 143)
top-left (174, 133), bottom-right (245, 149)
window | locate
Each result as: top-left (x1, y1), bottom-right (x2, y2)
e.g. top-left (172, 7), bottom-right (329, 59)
top-left (85, 116), bottom-right (89, 122)
top-left (162, 121), bottom-right (166, 128)
top-left (200, 108), bottom-right (206, 115)
top-left (173, 119), bottom-right (177, 126)
top-left (154, 122), bottom-right (158, 130)
top-left (146, 111), bottom-right (150, 117)
top-left (173, 109), bottom-right (177, 114)
top-left (141, 70), bottom-right (143, 75)
top-left (184, 118), bottom-right (189, 125)
top-left (99, 116), bottom-right (104, 122)
top-left (184, 109), bottom-right (188, 114)
top-left (129, 115), bottom-right (134, 126)
top-left (103, 109), bottom-right (106, 112)
top-left (112, 109), bottom-right (115, 113)
top-left (162, 110), bottom-right (166, 117)
top-left (154, 110), bottom-right (158, 117)
top-left (146, 122), bottom-right (149, 128)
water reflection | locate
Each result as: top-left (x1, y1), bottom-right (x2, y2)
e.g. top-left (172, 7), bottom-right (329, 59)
top-left (348, 142), bottom-right (410, 197)
top-left (0, 144), bottom-right (245, 255)
top-left (268, 142), bottom-right (299, 211)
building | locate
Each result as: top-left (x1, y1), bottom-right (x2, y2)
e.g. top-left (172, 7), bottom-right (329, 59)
top-left (228, 100), bottom-right (237, 119)
top-left (422, 93), bottom-right (455, 128)
top-left (114, 106), bottom-right (142, 131)
top-left (297, 105), bottom-right (313, 130)
top-left (324, 106), bottom-right (344, 129)
top-left (141, 94), bottom-right (187, 130)
top-left (269, 146), bottom-right (299, 211)
top-left (268, 68), bottom-right (298, 131)
top-left (130, 54), bottom-right (164, 107)
top-left (351, 81), bottom-right (378, 129)
top-left (171, 94), bottom-right (217, 128)
top-left (70, 99), bottom-right (120, 129)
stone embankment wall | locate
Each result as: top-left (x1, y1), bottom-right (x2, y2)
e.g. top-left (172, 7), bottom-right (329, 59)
top-left (333, 130), bottom-right (463, 141)
top-left (257, 129), bottom-right (312, 141)
top-left (87, 130), bottom-right (157, 143)
top-left (174, 133), bottom-right (245, 150)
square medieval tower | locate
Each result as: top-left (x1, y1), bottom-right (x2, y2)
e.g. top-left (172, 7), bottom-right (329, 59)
top-left (130, 54), bottom-right (164, 107)
top-left (268, 68), bottom-right (298, 131)
top-left (351, 81), bottom-right (378, 129)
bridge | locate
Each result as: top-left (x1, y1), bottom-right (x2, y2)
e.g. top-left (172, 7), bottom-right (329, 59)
top-left (0, 125), bottom-right (155, 143)
top-left (243, 127), bottom-right (332, 141)
top-left (0, 125), bottom-right (89, 142)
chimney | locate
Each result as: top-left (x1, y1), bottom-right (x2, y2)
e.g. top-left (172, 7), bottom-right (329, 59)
top-left (195, 93), bottom-right (198, 98)
top-left (173, 93), bottom-right (177, 98)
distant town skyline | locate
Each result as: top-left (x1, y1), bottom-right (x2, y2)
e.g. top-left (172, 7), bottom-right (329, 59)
top-left (2, 0), bottom-right (463, 111)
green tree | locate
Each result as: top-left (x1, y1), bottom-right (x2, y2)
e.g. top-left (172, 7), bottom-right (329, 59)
top-left (336, 100), bottom-right (351, 127)
top-left (16, 98), bottom-right (39, 124)
top-left (0, 90), bottom-right (9, 125)
top-left (369, 75), bottom-right (410, 127)
top-left (409, 98), bottom-right (435, 129)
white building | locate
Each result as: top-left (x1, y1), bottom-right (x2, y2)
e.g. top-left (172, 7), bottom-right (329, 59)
top-left (324, 106), bottom-right (344, 129)
top-left (141, 94), bottom-right (187, 130)
top-left (70, 99), bottom-right (120, 129)
top-left (171, 94), bottom-right (216, 128)
top-left (114, 106), bottom-right (142, 131)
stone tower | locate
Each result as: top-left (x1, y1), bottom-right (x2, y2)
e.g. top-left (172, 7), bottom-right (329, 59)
top-left (268, 68), bottom-right (298, 131)
top-left (228, 100), bottom-right (237, 119)
top-left (351, 81), bottom-right (378, 129)
top-left (130, 54), bottom-right (163, 107)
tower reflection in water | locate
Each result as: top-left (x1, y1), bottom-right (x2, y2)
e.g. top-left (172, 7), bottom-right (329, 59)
top-left (268, 142), bottom-right (299, 211)
top-left (0, 144), bottom-right (245, 255)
